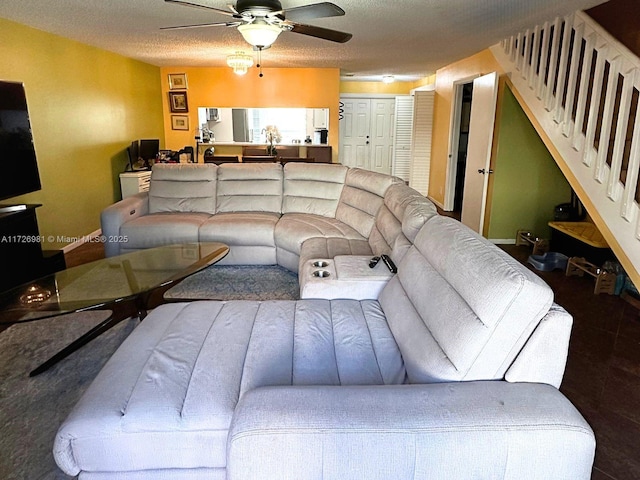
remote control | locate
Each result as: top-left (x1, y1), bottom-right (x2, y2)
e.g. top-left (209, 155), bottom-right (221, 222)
top-left (380, 254), bottom-right (397, 273)
top-left (369, 256), bottom-right (380, 268)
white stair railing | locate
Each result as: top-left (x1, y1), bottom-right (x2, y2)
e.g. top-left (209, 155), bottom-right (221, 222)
top-left (490, 11), bottom-right (640, 288)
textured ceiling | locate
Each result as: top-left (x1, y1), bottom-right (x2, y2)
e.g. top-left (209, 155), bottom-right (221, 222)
top-left (0, 0), bottom-right (608, 81)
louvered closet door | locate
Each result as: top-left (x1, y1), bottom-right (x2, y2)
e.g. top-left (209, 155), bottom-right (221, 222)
top-left (392, 95), bottom-right (414, 182)
top-left (409, 90), bottom-right (435, 196)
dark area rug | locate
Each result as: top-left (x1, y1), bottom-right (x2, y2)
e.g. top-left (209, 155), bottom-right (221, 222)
top-left (165, 264), bottom-right (299, 301)
top-left (0, 312), bottom-right (138, 480)
top-left (0, 264), bottom-right (299, 479)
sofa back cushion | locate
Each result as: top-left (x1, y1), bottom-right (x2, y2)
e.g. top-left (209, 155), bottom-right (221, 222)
top-left (369, 183), bottom-right (437, 260)
top-left (282, 163), bottom-right (347, 217)
top-left (379, 215), bottom-right (554, 384)
top-left (148, 164), bottom-right (217, 214)
top-left (335, 168), bottom-right (402, 238)
top-left (217, 163), bottom-right (283, 213)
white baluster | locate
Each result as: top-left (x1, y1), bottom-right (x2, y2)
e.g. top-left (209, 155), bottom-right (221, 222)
top-left (593, 54), bottom-right (621, 184)
top-left (535, 22), bottom-right (551, 100)
top-left (562, 21), bottom-right (585, 136)
top-left (522, 29), bottom-right (532, 81)
top-left (583, 45), bottom-right (608, 167)
top-left (544, 17), bottom-right (563, 111)
top-left (553, 16), bottom-right (574, 124)
top-left (607, 68), bottom-right (635, 202)
top-left (529, 25), bottom-right (542, 90)
top-left (571, 31), bottom-right (596, 152)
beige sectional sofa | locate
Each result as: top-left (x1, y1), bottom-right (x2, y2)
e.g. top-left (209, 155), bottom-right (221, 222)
top-left (54, 162), bottom-right (596, 479)
top-left (101, 162), bottom-right (437, 277)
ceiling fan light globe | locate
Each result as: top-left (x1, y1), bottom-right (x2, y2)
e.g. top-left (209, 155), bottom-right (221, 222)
top-left (238, 22), bottom-right (282, 47)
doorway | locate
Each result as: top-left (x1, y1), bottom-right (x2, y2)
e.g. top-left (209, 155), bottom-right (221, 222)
top-left (445, 72), bottom-right (499, 234)
top-left (453, 83), bottom-right (474, 214)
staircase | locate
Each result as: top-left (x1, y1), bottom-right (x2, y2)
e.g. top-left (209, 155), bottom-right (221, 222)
top-left (490, 11), bottom-right (640, 288)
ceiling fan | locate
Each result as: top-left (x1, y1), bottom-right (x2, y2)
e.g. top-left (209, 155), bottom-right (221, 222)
top-left (162, 0), bottom-right (353, 49)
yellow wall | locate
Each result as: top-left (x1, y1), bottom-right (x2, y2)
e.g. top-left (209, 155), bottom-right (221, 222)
top-left (429, 50), bottom-right (504, 206)
top-left (0, 18), bottom-right (164, 249)
top-left (160, 67), bottom-right (340, 161)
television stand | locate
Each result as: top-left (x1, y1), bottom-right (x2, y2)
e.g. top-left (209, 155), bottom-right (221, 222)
top-left (0, 204), bottom-right (64, 292)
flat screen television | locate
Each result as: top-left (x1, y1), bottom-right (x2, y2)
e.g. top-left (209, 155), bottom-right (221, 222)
top-left (139, 139), bottom-right (159, 162)
top-left (0, 81), bottom-right (41, 202)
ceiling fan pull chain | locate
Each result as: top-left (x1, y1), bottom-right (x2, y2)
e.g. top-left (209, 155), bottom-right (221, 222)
top-left (257, 47), bottom-right (263, 77)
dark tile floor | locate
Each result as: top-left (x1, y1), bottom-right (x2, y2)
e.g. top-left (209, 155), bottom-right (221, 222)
top-left (500, 244), bottom-right (640, 480)
top-left (64, 241), bottom-right (640, 479)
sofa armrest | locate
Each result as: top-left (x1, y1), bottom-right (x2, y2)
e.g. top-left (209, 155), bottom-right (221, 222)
top-left (100, 192), bottom-right (149, 257)
top-left (228, 382), bottom-right (594, 480)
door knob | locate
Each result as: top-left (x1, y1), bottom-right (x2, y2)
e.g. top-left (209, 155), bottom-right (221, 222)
top-left (478, 169), bottom-right (494, 174)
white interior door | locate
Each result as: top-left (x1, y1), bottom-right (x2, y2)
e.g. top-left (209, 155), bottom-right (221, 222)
top-left (339, 99), bottom-right (371, 168)
top-left (369, 99), bottom-right (396, 174)
top-left (461, 72), bottom-right (499, 233)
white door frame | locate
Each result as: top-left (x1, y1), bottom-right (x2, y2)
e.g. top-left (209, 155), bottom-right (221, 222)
top-left (444, 74), bottom-right (480, 211)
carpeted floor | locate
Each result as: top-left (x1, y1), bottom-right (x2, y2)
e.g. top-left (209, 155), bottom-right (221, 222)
top-left (0, 264), bottom-right (299, 480)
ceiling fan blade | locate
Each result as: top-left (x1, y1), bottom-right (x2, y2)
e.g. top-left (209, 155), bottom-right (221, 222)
top-left (282, 2), bottom-right (345, 22)
top-left (160, 21), bottom-right (241, 30)
top-left (289, 22), bottom-right (352, 43)
top-left (164, 0), bottom-right (238, 17)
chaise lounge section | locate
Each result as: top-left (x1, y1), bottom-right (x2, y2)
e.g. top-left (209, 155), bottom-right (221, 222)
top-left (55, 162), bottom-right (595, 479)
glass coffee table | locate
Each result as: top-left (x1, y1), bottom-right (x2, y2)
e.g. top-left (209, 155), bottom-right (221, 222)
top-left (0, 242), bottom-right (229, 376)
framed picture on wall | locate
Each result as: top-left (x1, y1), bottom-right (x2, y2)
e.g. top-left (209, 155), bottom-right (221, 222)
top-left (171, 115), bottom-right (189, 130)
top-left (168, 73), bottom-right (188, 90)
top-left (169, 91), bottom-right (189, 112)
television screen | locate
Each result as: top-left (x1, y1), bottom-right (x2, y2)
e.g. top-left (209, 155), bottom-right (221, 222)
top-left (139, 139), bottom-right (159, 161)
top-left (0, 81), bottom-right (41, 201)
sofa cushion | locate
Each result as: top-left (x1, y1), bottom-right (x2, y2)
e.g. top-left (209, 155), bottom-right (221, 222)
top-left (200, 212), bottom-right (280, 264)
top-left (379, 216), bottom-right (554, 384)
top-left (282, 163), bottom-right (347, 216)
top-left (199, 212), bottom-right (279, 247)
top-left (371, 183), bottom-right (438, 249)
top-left (216, 163), bottom-right (283, 213)
top-left (54, 300), bottom-right (405, 475)
top-left (148, 164), bottom-right (218, 215)
top-left (119, 212), bottom-right (211, 249)
top-left (335, 168), bottom-right (402, 238)
top-left (275, 213), bottom-right (366, 257)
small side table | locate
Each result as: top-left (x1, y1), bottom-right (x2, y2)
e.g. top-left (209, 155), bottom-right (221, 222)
top-left (119, 171), bottom-right (151, 199)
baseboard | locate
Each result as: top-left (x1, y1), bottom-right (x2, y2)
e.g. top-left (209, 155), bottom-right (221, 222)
top-left (489, 238), bottom-right (516, 245)
top-left (427, 196), bottom-right (445, 210)
top-left (61, 229), bottom-right (102, 254)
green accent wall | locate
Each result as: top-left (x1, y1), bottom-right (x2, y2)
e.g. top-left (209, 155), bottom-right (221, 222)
top-left (0, 18), bottom-right (164, 249)
top-left (488, 86), bottom-right (571, 240)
